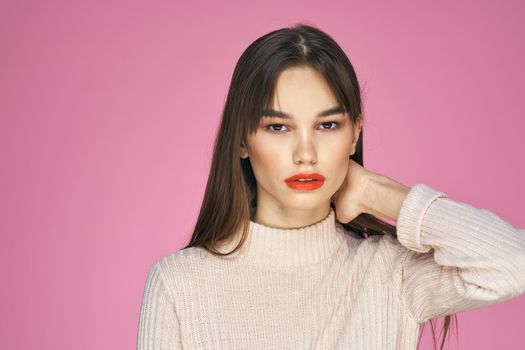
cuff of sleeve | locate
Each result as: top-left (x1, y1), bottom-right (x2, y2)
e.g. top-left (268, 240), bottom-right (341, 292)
top-left (396, 183), bottom-right (447, 253)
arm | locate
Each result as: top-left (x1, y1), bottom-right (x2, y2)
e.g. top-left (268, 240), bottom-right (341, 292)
top-left (137, 262), bottom-right (183, 349)
top-left (365, 179), bottom-right (525, 323)
top-left (358, 173), bottom-right (410, 222)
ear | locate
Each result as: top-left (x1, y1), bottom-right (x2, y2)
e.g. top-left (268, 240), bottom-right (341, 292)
top-left (240, 142), bottom-right (249, 159)
top-left (350, 116), bottom-right (363, 156)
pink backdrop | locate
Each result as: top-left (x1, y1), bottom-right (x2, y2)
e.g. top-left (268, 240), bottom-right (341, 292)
top-left (1, 0), bottom-right (524, 349)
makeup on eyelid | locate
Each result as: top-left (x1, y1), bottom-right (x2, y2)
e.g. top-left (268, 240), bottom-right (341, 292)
top-left (261, 121), bottom-right (344, 133)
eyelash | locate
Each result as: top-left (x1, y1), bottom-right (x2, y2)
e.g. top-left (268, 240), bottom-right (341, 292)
top-left (264, 121), bottom-right (341, 133)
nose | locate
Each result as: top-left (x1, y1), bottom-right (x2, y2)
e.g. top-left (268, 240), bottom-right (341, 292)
top-left (293, 131), bottom-right (318, 165)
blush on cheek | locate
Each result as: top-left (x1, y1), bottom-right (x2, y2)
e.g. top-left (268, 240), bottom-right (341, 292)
top-left (251, 147), bottom-right (281, 173)
top-left (335, 157), bottom-right (350, 182)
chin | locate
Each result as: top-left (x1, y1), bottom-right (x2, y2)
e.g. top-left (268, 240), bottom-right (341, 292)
top-left (282, 196), bottom-right (330, 210)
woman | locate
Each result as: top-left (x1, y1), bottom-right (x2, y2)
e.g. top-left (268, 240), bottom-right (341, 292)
top-left (137, 24), bottom-right (525, 349)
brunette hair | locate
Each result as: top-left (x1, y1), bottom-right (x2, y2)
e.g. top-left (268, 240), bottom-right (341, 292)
top-left (182, 23), bottom-right (457, 350)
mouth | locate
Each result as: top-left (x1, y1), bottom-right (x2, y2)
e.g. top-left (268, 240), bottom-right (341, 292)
top-left (284, 173), bottom-right (325, 183)
top-left (284, 173), bottom-right (325, 190)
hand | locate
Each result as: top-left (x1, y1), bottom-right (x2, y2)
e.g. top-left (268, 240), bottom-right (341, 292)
top-left (331, 159), bottom-right (374, 223)
top-left (332, 159), bottom-right (411, 223)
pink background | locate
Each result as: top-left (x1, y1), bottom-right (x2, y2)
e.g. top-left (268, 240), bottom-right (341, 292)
top-left (1, 0), bottom-right (524, 349)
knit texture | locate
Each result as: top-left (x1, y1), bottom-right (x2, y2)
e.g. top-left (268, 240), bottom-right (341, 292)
top-left (137, 184), bottom-right (525, 349)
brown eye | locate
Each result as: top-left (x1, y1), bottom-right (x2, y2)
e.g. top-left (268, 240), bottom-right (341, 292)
top-left (319, 122), bottom-right (340, 130)
top-left (265, 124), bottom-right (289, 133)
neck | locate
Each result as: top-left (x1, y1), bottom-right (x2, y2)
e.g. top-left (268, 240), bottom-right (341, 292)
top-left (254, 205), bottom-right (332, 230)
top-left (216, 208), bottom-right (346, 269)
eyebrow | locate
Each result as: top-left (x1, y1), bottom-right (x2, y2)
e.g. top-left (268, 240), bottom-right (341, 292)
top-left (261, 105), bottom-right (345, 119)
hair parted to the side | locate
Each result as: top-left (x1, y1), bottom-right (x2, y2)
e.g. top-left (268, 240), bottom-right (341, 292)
top-left (182, 23), bottom-right (457, 350)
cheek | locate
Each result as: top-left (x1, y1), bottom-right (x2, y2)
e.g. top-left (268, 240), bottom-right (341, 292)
top-left (323, 133), bottom-right (353, 159)
top-left (322, 137), bottom-right (352, 184)
top-left (248, 139), bottom-right (284, 176)
top-left (329, 148), bottom-right (350, 175)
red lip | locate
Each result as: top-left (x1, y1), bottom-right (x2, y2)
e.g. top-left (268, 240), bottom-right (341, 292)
top-left (284, 173), bottom-right (325, 182)
top-left (284, 173), bottom-right (325, 191)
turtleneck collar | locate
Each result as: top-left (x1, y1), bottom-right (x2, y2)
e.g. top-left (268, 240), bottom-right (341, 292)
top-left (216, 208), bottom-right (346, 269)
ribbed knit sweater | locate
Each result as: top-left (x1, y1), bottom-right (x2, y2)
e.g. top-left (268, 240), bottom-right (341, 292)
top-left (137, 184), bottom-right (525, 349)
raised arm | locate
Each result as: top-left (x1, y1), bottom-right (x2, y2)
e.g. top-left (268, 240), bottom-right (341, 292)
top-left (137, 262), bottom-right (183, 349)
top-left (386, 183), bottom-right (525, 323)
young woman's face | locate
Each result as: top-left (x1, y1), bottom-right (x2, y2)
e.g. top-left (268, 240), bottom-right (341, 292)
top-left (240, 65), bottom-right (362, 217)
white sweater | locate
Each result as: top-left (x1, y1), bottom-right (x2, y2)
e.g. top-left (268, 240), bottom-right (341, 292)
top-left (137, 184), bottom-right (525, 349)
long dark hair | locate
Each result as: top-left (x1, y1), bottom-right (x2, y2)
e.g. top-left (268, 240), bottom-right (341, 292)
top-left (183, 23), bottom-right (457, 350)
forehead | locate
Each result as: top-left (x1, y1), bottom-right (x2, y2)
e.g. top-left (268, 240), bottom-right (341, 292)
top-left (268, 65), bottom-right (338, 109)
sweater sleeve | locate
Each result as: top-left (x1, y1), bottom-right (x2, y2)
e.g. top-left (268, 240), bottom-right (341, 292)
top-left (394, 183), bottom-right (525, 324)
top-left (137, 262), bottom-right (183, 349)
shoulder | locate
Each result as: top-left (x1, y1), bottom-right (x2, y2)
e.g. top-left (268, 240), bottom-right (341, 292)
top-left (338, 225), bottom-right (413, 291)
top-left (146, 247), bottom-right (230, 293)
top-left (147, 246), bottom-right (216, 291)
top-left (337, 224), bottom-right (409, 268)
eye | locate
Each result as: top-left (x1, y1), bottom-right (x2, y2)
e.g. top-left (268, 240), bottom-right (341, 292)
top-left (319, 121), bottom-right (340, 130)
top-left (265, 124), bottom-right (289, 133)
top-left (263, 121), bottom-right (340, 133)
